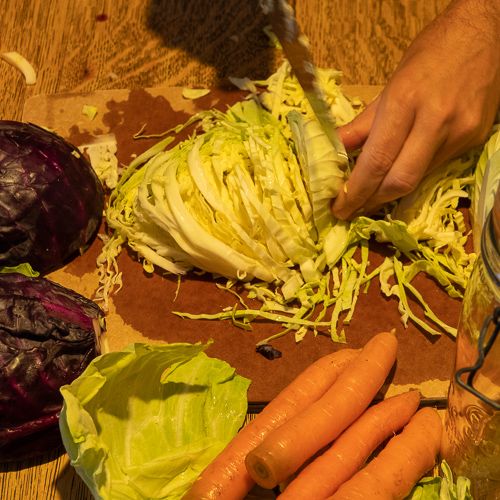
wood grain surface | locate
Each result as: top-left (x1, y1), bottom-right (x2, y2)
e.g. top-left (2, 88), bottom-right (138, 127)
top-left (0, 1), bottom-right (452, 499)
top-left (1, 0), bottom-right (451, 122)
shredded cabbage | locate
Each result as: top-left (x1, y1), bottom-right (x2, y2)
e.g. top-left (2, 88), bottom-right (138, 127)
top-left (182, 88), bottom-right (210, 100)
top-left (80, 134), bottom-right (120, 190)
top-left (96, 61), bottom-right (486, 343)
top-left (406, 461), bottom-right (473, 500)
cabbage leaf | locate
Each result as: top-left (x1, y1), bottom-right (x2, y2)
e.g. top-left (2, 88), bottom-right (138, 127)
top-left (59, 343), bottom-right (250, 500)
top-left (470, 126), bottom-right (500, 251)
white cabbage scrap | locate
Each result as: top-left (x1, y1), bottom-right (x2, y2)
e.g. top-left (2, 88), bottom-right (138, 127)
top-left (1, 51), bottom-right (36, 85)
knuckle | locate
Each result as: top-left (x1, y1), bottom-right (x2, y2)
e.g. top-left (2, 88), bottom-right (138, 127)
top-left (456, 110), bottom-right (490, 145)
top-left (385, 74), bottom-right (415, 103)
top-left (364, 148), bottom-right (395, 177)
top-left (384, 170), bottom-right (420, 198)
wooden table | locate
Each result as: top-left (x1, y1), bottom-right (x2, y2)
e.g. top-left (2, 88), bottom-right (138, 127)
top-left (0, 1), bottom-right (451, 498)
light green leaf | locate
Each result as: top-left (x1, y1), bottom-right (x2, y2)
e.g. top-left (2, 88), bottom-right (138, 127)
top-left (59, 343), bottom-right (250, 500)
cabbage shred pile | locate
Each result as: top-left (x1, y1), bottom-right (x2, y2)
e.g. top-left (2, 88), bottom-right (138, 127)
top-left (97, 62), bottom-right (478, 343)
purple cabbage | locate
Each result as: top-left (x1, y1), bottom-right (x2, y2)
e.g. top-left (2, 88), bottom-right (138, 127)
top-left (0, 121), bottom-right (104, 274)
top-left (0, 273), bottom-right (104, 461)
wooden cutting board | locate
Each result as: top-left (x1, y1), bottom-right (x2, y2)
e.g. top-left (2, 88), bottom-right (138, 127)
top-left (22, 85), bottom-right (460, 405)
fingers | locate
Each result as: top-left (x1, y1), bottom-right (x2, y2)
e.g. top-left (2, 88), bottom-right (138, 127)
top-left (337, 96), bottom-right (379, 151)
top-left (332, 94), bottom-right (415, 220)
top-left (361, 119), bottom-right (445, 214)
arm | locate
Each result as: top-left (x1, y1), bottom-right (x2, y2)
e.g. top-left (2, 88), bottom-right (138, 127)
top-left (332, 0), bottom-right (500, 220)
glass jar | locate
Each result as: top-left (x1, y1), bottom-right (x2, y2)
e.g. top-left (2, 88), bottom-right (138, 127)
top-left (441, 186), bottom-right (500, 498)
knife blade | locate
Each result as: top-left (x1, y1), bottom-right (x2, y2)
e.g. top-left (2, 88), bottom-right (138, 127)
top-left (262, 0), bottom-right (347, 160)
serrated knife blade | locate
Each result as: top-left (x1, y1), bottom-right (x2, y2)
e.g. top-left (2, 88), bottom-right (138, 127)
top-left (262, 0), bottom-right (347, 159)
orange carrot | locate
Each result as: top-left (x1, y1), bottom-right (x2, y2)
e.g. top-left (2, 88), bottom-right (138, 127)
top-left (182, 348), bottom-right (360, 500)
top-left (245, 331), bottom-right (398, 489)
top-left (328, 407), bottom-right (442, 500)
top-left (278, 390), bottom-right (421, 499)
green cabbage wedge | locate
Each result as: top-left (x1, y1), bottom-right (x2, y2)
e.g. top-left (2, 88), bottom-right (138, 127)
top-left (97, 61), bottom-right (488, 342)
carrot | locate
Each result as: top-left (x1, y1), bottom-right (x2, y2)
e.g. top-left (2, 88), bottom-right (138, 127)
top-left (245, 331), bottom-right (398, 489)
top-left (279, 389), bottom-right (421, 499)
top-left (328, 407), bottom-right (442, 500)
top-left (182, 347), bottom-right (360, 500)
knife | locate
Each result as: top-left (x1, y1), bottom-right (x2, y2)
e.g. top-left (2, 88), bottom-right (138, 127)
top-left (262, 0), bottom-right (347, 160)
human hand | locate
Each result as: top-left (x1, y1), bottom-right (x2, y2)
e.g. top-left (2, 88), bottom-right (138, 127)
top-left (331, 0), bottom-right (500, 220)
